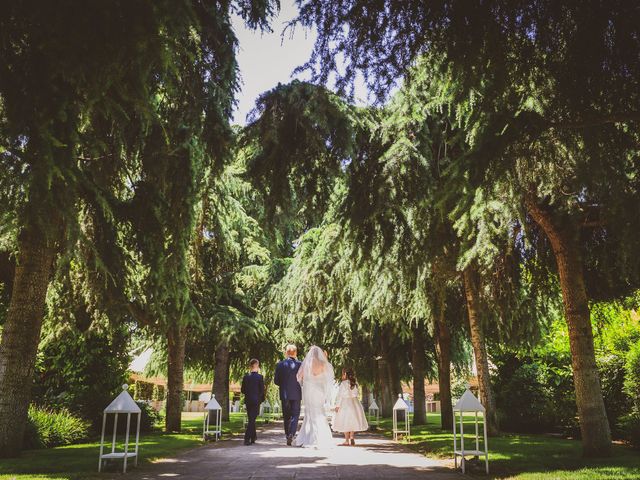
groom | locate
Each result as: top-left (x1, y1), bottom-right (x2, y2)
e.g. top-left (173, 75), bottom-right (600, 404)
top-left (274, 344), bottom-right (301, 446)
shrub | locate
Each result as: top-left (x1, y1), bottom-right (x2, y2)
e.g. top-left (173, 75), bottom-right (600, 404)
top-left (23, 405), bottom-right (89, 449)
top-left (33, 278), bottom-right (131, 432)
top-left (624, 340), bottom-right (640, 409)
top-left (618, 411), bottom-right (640, 448)
top-left (137, 401), bottom-right (163, 432)
top-left (106, 400), bottom-right (163, 435)
top-left (493, 352), bottom-right (556, 433)
top-left (598, 353), bottom-right (631, 437)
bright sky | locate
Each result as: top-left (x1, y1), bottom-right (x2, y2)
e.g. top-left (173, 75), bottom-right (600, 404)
top-left (231, 0), bottom-right (369, 125)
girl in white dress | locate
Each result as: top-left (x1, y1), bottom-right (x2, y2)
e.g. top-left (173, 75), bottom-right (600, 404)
top-left (294, 346), bottom-right (335, 448)
top-left (332, 368), bottom-right (368, 446)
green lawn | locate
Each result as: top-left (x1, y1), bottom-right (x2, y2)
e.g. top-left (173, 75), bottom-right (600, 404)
top-left (377, 413), bottom-right (640, 479)
top-left (0, 412), bottom-right (245, 480)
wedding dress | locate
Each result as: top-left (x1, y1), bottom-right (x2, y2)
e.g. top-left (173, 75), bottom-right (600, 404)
top-left (294, 346), bottom-right (335, 448)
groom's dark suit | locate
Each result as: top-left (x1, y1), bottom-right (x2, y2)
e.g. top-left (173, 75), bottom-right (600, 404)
top-left (274, 356), bottom-right (302, 442)
top-left (241, 371), bottom-right (265, 445)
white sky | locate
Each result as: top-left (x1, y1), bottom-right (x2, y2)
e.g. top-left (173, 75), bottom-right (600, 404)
top-left (231, 0), bottom-right (369, 125)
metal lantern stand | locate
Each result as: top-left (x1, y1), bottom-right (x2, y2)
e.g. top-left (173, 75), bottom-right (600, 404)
top-left (203, 394), bottom-right (222, 441)
top-left (242, 403), bottom-right (248, 428)
top-left (272, 400), bottom-right (282, 420)
top-left (368, 399), bottom-right (380, 429)
top-left (260, 400), bottom-right (272, 423)
top-left (98, 384), bottom-right (141, 473)
top-left (453, 388), bottom-right (489, 474)
top-left (392, 394), bottom-right (411, 442)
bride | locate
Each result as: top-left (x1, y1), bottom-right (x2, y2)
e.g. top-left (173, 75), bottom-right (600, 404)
top-left (294, 345), bottom-right (335, 448)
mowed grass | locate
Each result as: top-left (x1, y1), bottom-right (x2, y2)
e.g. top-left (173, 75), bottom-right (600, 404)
top-left (377, 413), bottom-right (640, 479)
top-left (0, 412), bottom-right (245, 480)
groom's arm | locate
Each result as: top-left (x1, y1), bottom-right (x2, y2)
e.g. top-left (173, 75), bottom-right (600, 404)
top-left (273, 362), bottom-right (282, 386)
top-left (241, 374), bottom-right (247, 395)
top-left (259, 375), bottom-right (265, 403)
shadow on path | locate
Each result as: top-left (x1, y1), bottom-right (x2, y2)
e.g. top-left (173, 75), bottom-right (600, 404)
top-left (120, 422), bottom-right (464, 480)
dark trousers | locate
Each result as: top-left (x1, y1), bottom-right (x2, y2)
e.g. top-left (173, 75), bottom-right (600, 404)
top-left (244, 402), bottom-right (259, 443)
top-left (282, 399), bottom-right (301, 437)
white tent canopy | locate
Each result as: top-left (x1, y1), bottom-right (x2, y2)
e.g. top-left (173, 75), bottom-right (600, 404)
top-left (128, 347), bottom-right (153, 373)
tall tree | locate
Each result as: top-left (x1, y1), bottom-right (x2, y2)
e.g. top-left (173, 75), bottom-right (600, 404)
top-left (294, 0), bottom-right (640, 455)
top-left (0, 0), bottom-right (279, 453)
top-left (410, 324), bottom-right (427, 425)
top-left (0, 1), bottom-right (178, 455)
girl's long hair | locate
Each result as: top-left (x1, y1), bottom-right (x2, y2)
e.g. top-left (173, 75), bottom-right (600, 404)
top-left (344, 368), bottom-right (357, 390)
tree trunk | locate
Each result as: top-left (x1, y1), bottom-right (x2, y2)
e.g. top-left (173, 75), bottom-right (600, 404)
top-left (361, 383), bottom-right (370, 411)
top-left (462, 266), bottom-right (499, 436)
top-left (411, 326), bottom-right (427, 425)
top-left (526, 196), bottom-right (612, 456)
top-left (213, 343), bottom-right (230, 421)
top-left (387, 357), bottom-right (402, 401)
top-left (434, 287), bottom-right (453, 431)
top-left (376, 356), bottom-right (393, 417)
top-left (165, 324), bottom-right (187, 432)
top-left (0, 230), bottom-right (57, 457)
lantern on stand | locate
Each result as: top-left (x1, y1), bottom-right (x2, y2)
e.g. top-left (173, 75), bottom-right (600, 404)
top-left (203, 394), bottom-right (222, 441)
top-left (368, 399), bottom-right (380, 429)
top-left (260, 399), bottom-right (272, 423)
top-left (453, 388), bottom-right (489, 474)
top-left (392, 394), bottom-right (410, 441)
top-left (272, 399), bottom-right (282, 420)
top-left (98, 384), bottom-right (141, 473)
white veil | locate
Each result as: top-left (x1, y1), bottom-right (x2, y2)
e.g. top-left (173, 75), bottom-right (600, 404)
top-left (297, 346), bottom-right (334, 394)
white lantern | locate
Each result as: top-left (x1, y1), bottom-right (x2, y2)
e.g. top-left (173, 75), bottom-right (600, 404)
top-left (392, 394), bottom-right (411, 441)
top-left (368, 399), bottom-right (380, 428)
top-left (260, 399), bottom-right (272, 422)
top-left (242, 403), bottom-right (248, 427)
top-left (272, 399), bottom-right (282, 420)
top-left (98, 384), bottom-right (141, 473)
top-left (453, 388), bottom-right (489, 474)
top-left (203, 394), bottom-right (222, 441)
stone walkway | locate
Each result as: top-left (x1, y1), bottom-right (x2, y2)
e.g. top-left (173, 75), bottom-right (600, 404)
top-left (122, 423), bottom-right (464, 480)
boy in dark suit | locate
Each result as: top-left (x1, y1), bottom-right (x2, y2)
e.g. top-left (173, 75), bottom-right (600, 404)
top-left (241, 358), bottom-right (265, 446)
top-left (273, 344), bottom-right (302, 445)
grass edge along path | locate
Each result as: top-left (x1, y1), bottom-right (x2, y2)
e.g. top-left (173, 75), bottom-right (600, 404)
top-left (376, 413), bottom-right (640, 480)
top-left (0, 412), bottom-right (246, 480)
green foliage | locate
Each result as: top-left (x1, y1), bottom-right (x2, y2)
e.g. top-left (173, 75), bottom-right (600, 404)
top-left (152, 384), bottom-right (166, 402)
top-left (492, 307), bottom-right (640, 438)
top-left (624, 339), bottom-right (640, 409)
top-left (33, 274), bottom-right (130, 430)
top-left (23, 405), bottom-right (89, 449)
top-left (618, 411), bottom-right (640, 449)
top-left (378, 414), bottom-right (640, 479)
top-left (133, 380), bottom-right (155, 401)
top-left (598, 353), bottom-right (631, 437)
top-left (118, 402), bottom-right (162, 434)
top-left (622, 338), bottom-right (640, 447)
top-left (493, 349), bottom-right (573, 434)
top-left (296, 1), bottom-right (640, 130)
top-left (2, 413), bottom-right (246, 479)
top-left (184, 159), bottom-right (281, 381)
top-left (243, 80), bottom-right (357, 224)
